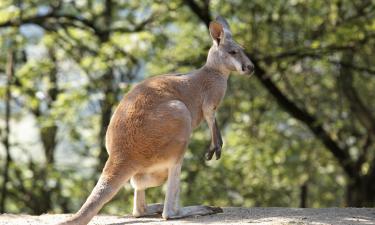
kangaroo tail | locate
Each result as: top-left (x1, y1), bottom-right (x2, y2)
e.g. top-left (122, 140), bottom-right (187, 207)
top-left (59, 158), bottom-right (136, 225)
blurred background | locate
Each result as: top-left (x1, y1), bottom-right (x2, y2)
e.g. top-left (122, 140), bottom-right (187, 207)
top-left (0, 0), bottom-right (374, 215)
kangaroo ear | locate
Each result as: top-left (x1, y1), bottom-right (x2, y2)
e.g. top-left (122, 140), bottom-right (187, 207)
top-left (215, 16), bottom-right (231, 32)
top-left (209, 21), bottom-right (225, 46)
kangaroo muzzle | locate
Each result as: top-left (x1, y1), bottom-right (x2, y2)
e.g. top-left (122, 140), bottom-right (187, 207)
top-left (242, 63), bottom-right (254, 75)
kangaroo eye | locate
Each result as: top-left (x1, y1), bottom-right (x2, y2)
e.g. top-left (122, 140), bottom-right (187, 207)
top-left (228, 50), bottom-right (237, 55)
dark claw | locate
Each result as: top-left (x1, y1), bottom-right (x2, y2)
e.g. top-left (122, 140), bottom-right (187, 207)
top-left (205, 149), bottom-right (215, 160)
top-left (210, 206), bottom-right (224, 214)
top-left (215, 147), bottom-right (221, 160)
top-left (218, 137), bottom-right (223, 148)
top-left (203, 206), bottom-right (223, 215)
top-left (206, 145), bottom-right (221, 161)
top-left (214, 119), bottom-right (223, 148)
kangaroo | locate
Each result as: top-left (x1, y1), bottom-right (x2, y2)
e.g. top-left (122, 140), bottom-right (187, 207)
top-left (59, 16), bottom-right (254, 225)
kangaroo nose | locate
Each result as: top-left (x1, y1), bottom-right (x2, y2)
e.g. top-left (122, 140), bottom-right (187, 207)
top-left (241, 64), bottom-right (247, 72)
top-left (247, 64), bottom-right (254, 74)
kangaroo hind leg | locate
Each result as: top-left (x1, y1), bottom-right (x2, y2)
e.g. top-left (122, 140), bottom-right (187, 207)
top-left (58, 158), bottom-right (136, 225)
top-left (162, 161), bottom-right (222, 219)
top-left (131, 170), bottom-right (168, 217)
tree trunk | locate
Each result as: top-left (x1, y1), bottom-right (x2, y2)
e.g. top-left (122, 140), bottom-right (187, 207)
top-left (40, 125), bottom-right (58, 165)
top-left (300, 182), bottom-right (308, 208)
top-left (0, 49), bottom-right (14, 213)
top-left (97, 69), bottom-right (116, 172)
top-left (96, 0), bottom-right (115, 173)
top-left (346, 176), bottom-right (375, 207)
top-left (41, 47), bottom-right (59, 165)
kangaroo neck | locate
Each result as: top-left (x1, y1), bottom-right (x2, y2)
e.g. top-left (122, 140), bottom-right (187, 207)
top-left (198, 64), bottom-right (230, 81)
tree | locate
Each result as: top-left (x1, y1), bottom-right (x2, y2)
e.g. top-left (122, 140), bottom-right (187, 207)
top-left (183, 0), bottom-right (375, 206)
top-left (0, 0), bottom-right (374, 215)
top-left (0, 46), bottom-right (14, 213)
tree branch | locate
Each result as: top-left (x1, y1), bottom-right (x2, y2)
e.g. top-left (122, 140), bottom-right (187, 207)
top-left (338, 52), bottom-right (375, 138)
top-left (259, 44), bottom-right (356, 63)
top-left (251, 58), bottom-right (356, 178)
top-left (337, 52), bottom-right (375, 174)
top-left (0, 7), bottom-right (155, 37)
top-left (184, 1), bottom-right (357, 178)
top-left (331, 60), bottom-right (375, 76)
top-left (183, 0), bottom-right (211, 27)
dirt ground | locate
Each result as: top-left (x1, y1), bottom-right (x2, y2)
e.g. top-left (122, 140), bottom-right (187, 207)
top-left (0, 207), bottom-right (374, 225)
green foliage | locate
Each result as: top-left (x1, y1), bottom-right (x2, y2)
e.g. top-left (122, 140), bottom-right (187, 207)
top-left (0, 0), bottom-right (374, 215)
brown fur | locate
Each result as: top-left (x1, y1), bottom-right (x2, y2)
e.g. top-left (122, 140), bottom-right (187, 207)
top-left (58, 16), bottom-right (253, 225)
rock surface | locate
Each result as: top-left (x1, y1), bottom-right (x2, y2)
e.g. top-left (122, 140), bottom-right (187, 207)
top-left (0, 207), bottom-right (374, 225)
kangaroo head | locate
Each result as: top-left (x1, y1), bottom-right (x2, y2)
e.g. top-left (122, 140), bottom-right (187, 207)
top-left (206, 16), bottom-right (254, 75)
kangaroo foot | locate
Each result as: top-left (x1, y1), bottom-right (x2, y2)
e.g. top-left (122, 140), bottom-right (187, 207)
top-left (133, 203), bottom-right (164, 217)
top-left (163, 205), bottom-right (223, 219)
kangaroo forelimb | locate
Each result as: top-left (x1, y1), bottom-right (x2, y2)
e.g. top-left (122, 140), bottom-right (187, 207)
top-left (215, 118), bottom-right (223, 148)
top-left (205, 119), bottom-right (223, 160)
top-left (59, 15), bottom-right (254, 225)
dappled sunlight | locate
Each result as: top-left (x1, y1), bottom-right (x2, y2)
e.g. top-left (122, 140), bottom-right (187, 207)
top-left (0, 0), bottom-right (374, 220)
top-left (1, 208), bottom-right (374, 224)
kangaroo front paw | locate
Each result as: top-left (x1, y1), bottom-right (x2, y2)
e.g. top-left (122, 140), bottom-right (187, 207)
top-left (205, 145), bottom-right (221, 160)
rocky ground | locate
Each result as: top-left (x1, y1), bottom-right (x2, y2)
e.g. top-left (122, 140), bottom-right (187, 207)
top-left (0, 207), bottom-right (374, 225)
